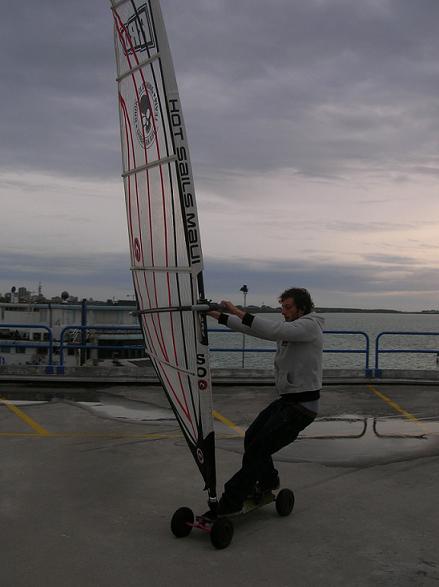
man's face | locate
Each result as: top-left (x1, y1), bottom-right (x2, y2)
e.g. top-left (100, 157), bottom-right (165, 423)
top-left (280, 297), bottom-right (304, 322)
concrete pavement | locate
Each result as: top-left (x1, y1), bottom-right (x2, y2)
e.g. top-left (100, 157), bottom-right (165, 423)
top-left (1, 382), bottom-right (438, 586)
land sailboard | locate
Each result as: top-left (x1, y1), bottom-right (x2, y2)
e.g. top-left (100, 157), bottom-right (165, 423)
top-left (109, 0), bottom-right (216, 503)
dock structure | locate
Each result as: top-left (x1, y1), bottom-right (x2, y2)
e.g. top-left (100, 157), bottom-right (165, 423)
top-left (1, 379), bottom-right (438, 585)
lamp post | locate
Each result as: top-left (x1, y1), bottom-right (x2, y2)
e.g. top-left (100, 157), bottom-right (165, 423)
top-left (240, 285), bottom-right (248, 368)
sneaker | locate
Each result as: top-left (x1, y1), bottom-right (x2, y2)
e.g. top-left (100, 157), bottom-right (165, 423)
top-left (216, 496), bottom-right (242, 517)
top-left (257, 475), bottom-right (280, 493)
top-left (246, 483), bottom-right (259, 499)
top-left (246, 476), bottom-right (280, 501)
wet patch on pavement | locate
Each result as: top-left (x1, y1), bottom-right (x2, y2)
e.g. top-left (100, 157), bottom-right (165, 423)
top-left (277, 414), bottom-right (439, 467)
top-left (74, 396), bottom-right (174, 423)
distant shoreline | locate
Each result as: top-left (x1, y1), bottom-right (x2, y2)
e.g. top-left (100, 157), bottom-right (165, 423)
top-left (243, 306), bottom-right (439, 315)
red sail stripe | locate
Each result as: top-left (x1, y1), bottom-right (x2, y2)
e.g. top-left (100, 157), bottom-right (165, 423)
top-left (156, 361), bottom-right (197, 439)
top-left (114, 13), bottom-right (173, 365)
top-left (114, 12), bottom-right (170, 361)
top-left (119, 94), bottom-right (168, 359)
top-left (114, 6), bottom-right (194, 433)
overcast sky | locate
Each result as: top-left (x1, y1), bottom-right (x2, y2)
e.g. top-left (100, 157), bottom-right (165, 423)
top-left (1, 0), bottom-right (439, 310)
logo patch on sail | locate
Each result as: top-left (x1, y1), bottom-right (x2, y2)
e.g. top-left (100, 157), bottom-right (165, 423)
top-left (133, 82), bottom-right (159, 149)
top-left (123, 2), bottom-right (156, 55)
top-left (133, 238), bottom-right (141, 262)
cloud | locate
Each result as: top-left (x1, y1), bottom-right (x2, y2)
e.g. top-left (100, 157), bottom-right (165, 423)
top-left (0, 250), bottom-right (132, 299)
top-left (1, 249), bottom-right (438, 310)
top-left (411, 165), bottom-right (439, 178)
top-left (0, 0), bottom-right (119, 178)
top-left (0, 170), bottom-right (127, 257)
top-left (361, 254), bottom-right (419, 266)
top-left (165, 0), bottom-right (439, 178)
top-left (2, 0), bottom-right (439, 312)
top-left (2, 0), bottom-right (439, 181)
top-left (204, 255), bottom-right (439, 299)
top-left (326, 221), bottom-right (416, 233)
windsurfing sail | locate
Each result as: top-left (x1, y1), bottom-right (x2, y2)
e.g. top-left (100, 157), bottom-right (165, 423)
top-left (109, 0), bottom-right (216, 501)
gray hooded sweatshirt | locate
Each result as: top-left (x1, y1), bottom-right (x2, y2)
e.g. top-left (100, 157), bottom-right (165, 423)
top-left (220, 312), bottom-right (325, 397)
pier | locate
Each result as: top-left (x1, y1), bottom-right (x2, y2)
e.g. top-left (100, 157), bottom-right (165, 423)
top-left (1, 377), bottom-right (438, 586)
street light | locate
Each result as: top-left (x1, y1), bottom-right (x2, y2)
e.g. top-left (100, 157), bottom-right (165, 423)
top-left (240, 284), bottom-right (248, 306)
top-left (240, 285), bottom-right (248, 367)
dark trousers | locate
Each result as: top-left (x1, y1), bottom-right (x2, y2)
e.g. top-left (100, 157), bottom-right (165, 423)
top-left (223, 397), bottom-right (316, 508)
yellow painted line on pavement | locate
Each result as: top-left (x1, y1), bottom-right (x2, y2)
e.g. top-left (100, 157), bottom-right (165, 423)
top-left (0, 430), bottom-right (241, 440)
top-left (0, 397), bottom-right (50, 436)
top-left (213, 410), bottom-right (245, 437)
top-left (367, 385), bottom-right (431, 434)
top-left (51, 431), bottom-right (182, 439)
top-left (0, 431), bottom-right (180, 439)
top-left (0, 397), bottom-right (244, 439)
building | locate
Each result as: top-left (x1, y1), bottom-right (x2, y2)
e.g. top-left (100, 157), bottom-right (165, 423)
top-left (0, 301), bottom-right (146, 368)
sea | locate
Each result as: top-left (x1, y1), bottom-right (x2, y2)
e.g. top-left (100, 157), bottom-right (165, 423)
top-left (206, 313), bottom-right (439, 371)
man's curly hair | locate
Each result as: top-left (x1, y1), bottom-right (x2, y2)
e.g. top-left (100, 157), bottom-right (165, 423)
top-left (279, 288), bottom-right (314, 315)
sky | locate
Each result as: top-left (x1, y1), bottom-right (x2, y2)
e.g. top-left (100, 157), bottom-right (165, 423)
top-left (1, 0), bottom-right (439, 310)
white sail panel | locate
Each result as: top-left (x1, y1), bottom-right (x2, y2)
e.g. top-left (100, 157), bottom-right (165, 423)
top-left (112, 1), bottom-right (160, 79)
top-left (122, 166), bottom-right (181, 270)
top-left (110, 0), bottom-right (216, 497)
top-left (118, 61), bottom-right (174, 175)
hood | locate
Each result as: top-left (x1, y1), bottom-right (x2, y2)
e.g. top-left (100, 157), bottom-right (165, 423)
top-left (304, 312), bottom-right (325, 331)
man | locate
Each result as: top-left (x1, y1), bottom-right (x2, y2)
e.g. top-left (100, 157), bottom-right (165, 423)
top-left (208, 287), bottom-right (324, 516)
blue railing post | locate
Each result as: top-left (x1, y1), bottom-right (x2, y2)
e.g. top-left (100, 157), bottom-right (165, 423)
top-left (324, 330), bottom-right (371, 377)
top-left (80, 299), bottom-right (87, 367)
top-left (375, 332), bottom-right (384, 377)
top-left (45, 328), bottom-right (54, 374)
top-left (58, 326), bottom-right (68, 374)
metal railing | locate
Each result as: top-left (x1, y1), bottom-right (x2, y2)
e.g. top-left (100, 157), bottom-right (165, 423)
top-left (324, 330), bottom-right (371, 375)
top-left (2, 321), bottom-right (439, 378)
top-left (209, 328), bottom-right (371, 375)
top-left (375, 331), bottom-right (439, 376)
top-left (57, 325), bottom-right (144, 373)
top-left (0, 324), bottom-right (54, 373)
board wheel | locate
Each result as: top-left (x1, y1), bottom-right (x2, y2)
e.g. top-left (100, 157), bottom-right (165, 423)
top-left (171, 506), bottom-right (194, 538)
top-left (210, 517), bottom-right (234, 549)
top-left (275, 488), bottom-right (295, 517)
